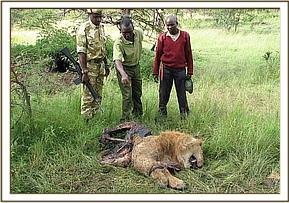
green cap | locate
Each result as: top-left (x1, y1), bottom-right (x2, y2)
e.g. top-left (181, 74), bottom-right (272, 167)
top-left (185, 76), bottom-right (193, 94)
top-left (87, 9), bottom-right (103, 15)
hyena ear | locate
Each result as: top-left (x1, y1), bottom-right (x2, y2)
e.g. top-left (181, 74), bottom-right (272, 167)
top-left (196, 139), bottom-right (204, 145)
top-left (187, 139), bottom-right (203, 146)
top-left (199, 139), bottom-right (204, 146)
top-left (182, 138), bottom-right (201, 149)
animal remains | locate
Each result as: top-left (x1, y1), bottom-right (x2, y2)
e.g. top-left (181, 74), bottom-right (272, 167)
top-left (99, 122), bottom-right (204, 190)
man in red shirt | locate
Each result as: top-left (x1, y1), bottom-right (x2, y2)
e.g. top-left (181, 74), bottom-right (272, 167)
top-left (153, 15), bottom-right (193, 118)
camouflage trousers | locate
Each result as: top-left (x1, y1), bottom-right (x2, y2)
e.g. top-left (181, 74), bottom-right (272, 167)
top-left (81, 61), bottom-right (105, 119)
top-left (116, 64), bottom-right (143, 121)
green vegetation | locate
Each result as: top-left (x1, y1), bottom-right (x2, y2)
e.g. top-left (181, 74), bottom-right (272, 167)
top-left (10, 9), bottom-right (280, 194)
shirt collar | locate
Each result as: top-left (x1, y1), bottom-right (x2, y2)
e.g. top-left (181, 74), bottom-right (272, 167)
top-left (166, 30), bottom-right (180, 41)
top-left (121, 29), bottom-right (137, 44)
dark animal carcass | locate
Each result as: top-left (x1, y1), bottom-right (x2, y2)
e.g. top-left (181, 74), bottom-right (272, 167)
top-left (99, 122), bottom-right (151, 167)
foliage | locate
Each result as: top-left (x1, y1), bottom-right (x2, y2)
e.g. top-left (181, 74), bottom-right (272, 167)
top-left (131, 9), bottom-right (165, 40)
top-left (11, 28), bottom-right (76, 62)
top-left (164, 9), bottom-right (280, 34)
top-left (37, 28), bottom-right (76, 59)
top-left (11, 8), bottom-right (280, 40)
top-left (11, 23), bottom-right (77, 126)
top-left (206, 9), bottom-right (253, 32)
top-left (105, 36), bottom-right (114, 62)
top-left (139, 49), bottom-right (154, 80)
top-left (11, 44), bottom-right (37, 63)
top-left (11, 9), bottom-right (60, 30)
top-left (260, 51), bottom-right (280, 81)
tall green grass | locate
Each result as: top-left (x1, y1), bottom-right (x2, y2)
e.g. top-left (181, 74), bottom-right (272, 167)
top-left (11, 28), bottom-right (280, 194)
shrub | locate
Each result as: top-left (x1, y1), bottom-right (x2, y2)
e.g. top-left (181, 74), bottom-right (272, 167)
top-left (36, 28), bottom-right (76, 59)
top-left (105, 36), bottom-right (114, 62)
top-left (139, 49), bottom-right (154, 80)
top-left (11, 28), bottom-right (76, 65)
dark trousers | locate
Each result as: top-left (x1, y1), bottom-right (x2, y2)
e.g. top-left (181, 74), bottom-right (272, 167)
top-left (117, 64), bottom-right (143, 121)
top-left (159, 66), bottom-right (189, 115)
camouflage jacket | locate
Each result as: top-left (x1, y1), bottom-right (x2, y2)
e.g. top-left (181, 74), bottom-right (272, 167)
top-left (76, 20), bottom-right (106, 61)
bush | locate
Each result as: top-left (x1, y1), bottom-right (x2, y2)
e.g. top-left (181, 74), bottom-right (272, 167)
top-left (11, 9), bottom-right (59, 31)
top-left (139, 49), bottom-right (154, 80)
top-left (11, 44), bottom-right (37, 64)
top-left (105, 36), bottom-right (114, 62)
top-left (36, 28), bottom-right (76, 58)
top-left (259, 51), bottom-right (280, 82)
top-left (11, 28), bottom-right (76, 65)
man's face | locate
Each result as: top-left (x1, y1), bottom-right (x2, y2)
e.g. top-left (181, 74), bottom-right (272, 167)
top-left (90, 14), bottom-right (102, 26)
top-left (166, 18), bottom-right (178, 35)
top-left (121, 25), bottom-right (134, 42)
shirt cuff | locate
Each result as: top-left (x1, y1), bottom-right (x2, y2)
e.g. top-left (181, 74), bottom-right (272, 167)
top-left (77, 47), bottom-right (87, 54)
top-left (113, 57), bottom-right (124, 63)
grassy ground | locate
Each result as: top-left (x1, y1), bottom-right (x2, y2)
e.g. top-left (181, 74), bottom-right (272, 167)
top-left (11, 26), bottom-right (280, 194)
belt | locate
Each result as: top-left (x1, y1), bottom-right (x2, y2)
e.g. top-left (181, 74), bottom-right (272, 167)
top-left (89, 58), bottom-right (104, 63)
top-left (123, 63), bottom-right (139, 68)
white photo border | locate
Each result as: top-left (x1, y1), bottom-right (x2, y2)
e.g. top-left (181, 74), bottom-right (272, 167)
top-left (2, 1), bottom-right (288, 202)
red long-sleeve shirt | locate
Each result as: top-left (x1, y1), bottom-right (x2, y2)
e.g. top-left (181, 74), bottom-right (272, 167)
top-left (153, 30), bottom-right (193, 75)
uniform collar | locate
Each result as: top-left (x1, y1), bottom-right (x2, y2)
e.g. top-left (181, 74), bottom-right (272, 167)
top-left (89, 20), bottom-right (100, 29)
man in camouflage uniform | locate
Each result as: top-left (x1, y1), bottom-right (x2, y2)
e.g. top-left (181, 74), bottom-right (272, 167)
top-left (113, 16), bottom-right (143, 121)
top-left (76, 9), bottom-right (110, 119)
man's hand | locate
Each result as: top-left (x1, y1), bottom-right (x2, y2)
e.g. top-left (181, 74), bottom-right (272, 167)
top-left (114, 60), bottom-right (130, 86)
top-left (105, 64), bottom-right (110, 77)
top-left (82, 70), bottom-right (89, 83)
top-left (186, 74), bottom-right (192, 79)
top-left (153, 75), bottom-right (159, 83)
top-left (121, 73), bottom-right (130, 86)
